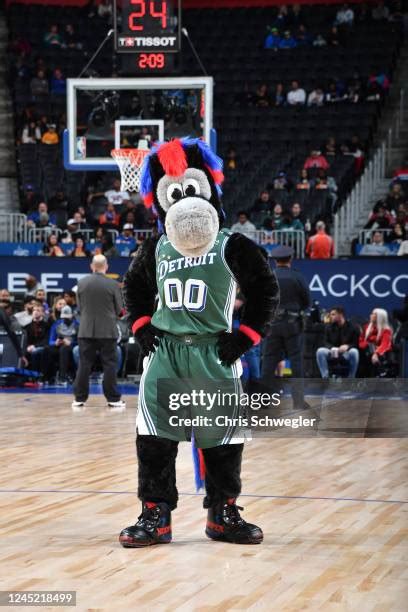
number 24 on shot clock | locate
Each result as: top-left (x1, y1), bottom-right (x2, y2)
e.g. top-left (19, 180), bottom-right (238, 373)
top-left (114, 0), bottom-right (181, 53)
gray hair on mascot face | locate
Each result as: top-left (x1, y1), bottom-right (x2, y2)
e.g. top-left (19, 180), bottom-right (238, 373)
top-left (139, 138), bottom-right (224, 258)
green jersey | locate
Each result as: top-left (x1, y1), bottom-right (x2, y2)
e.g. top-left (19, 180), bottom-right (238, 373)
top-left (152, 229), bottom-right (237, 335)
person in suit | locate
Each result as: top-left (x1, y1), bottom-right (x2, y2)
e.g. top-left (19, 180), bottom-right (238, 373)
top-left (72, 254), bottom-right (125, 410)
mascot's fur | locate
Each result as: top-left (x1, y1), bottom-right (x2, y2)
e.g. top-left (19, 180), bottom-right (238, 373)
top-left (120, 138), bottom-right (279, 547)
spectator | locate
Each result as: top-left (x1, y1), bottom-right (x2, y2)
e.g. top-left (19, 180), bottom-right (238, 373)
top-left (346, 80), bottom-right (362, 103)
top-left (14, 296), bottom-right (38, 327)
top-left (307, 87), bottom-right (325, 107)
top-left (275, 5), bottom-right (289, 29)
top-left (325, 81), bottom-right (346, 103)
top-left (46, 305), bottom-right (79, 384)
top-left (97, 0), bottom-right (113, 20)
top-left (51, 296), bottom-right (66, 322)
top-left (270, 203), bottom-right (284, 230)
top-left (273, 171), bottom-right (292, 191)
top-left (252, 190), bottom-right (273, 214)
top-left (0, 289), bottom-right (11, 302)
top-left (99, 202), bottom-right (120, 228)
top-left (314, 169), bottom-right (338, 206)
top-left (395, 203), bottom-right (408, 228)
top-left (273, 82), bottom-right (286, 106)
top-left (63, 291), bottom-right (78, 316)
top-left (287, 80), bottom-right (306, 106)
top-left (316, 306), bottom-right (360, 378)
top-left (372, 2), bottom-right (390, 21)
top-left (225, 147), bottom-right (239, 170)
top-left (387, 222), bottom-right (406, 244)
top-left (296, 168), bottom-right (311, 190)
top-left (21, 121), bottom-right (41, 144)
top-left (385, 183), bottom-right (405, 212)
top-left (116, 224), bottom-right (136, 247)
top-left (254, 83), bottom-right (270, 108)
top-left (70, 237), bottom-right (90, 258)
top-left (327, 26), bottom-right (342, 46)
top-left (365, 203), bottom-right (394, 230)
top-left (306, 221), bottom-right (334, 258)
top-left (43, 24), bottom-right (64, 47)
top-left (119, 200), bottom-right (146, 229)
top-left (50, 68), bottom-right (66, 96)
top-left (392, 158), bottom-right (408, 182)
top-left (48, 190), bottom-right (69, 211)
top-left (288, 203), bottom-right (305, 230)
top-left (323, 136), bottom-right (337, 157)
top-left (24, 304), bottom-right (50, 372)
top-left (43, 233), bottom-right (65, 257)
top-left (304, 150), bottom-right (330, 171)
top-left (360, 230), bottom-right (391, 255)
top-left (34, 288), bottom-right (50, 317)
top-left (100, 233), bottom-right (119, 258)
top-left (359, 308), bottom-right (393, 376)
top-left (279, 30), bottom-right (298, 49)
top-left (21, 184), bottom-right (41, 214)
top-left (296, 24), bottom-right (312, 46)
top-left (104, 179), bottom-right (130, 207)
top-left (64, 24), bottom-right (83, 50)
top-left (230, 211), bottom-right (257, 239)
top-left (27, 203), bottom-right (56, 227)
top-left (334, 4), bottom-right (354, 27)
top-left (397, 240), bottom-right (408, 256)
top-left (41, 124), bottom-right (59, 145)
top-left (368, 69), bottom-right (390, 93)
top-left (68, 211), bottom-right (91, 232)
top-left (313, 34), bottom-right (327, 47)
top-left (264, 27), bottom-right (281, 50)
top-left (30, 70), bottom-right (49, 99)
top-left (25, 275), bottom-right (43, 297)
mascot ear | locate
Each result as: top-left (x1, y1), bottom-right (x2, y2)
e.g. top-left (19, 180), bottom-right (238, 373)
top-left (185, 144), bottom-right (205, 169)
top-left (148, 153), bottom-right (165, 186)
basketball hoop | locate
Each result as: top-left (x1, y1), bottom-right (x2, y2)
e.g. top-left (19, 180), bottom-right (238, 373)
top-left (111, 148), bottom-right (149, 193)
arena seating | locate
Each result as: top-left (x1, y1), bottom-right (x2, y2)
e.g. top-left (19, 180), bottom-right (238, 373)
top-left (6, 3), bottom-right (403, 230)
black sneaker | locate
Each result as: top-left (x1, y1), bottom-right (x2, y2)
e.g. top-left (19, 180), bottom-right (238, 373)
top-left (205, 498), bottom-right (263, 544)
top-left (119, 502), bottom-right (172, 548)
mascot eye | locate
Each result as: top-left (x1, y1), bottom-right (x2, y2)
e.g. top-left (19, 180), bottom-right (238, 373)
top-left (182, 178), bottom-right (200, 198)
top-left (166, 183), bottom-right (183, 204)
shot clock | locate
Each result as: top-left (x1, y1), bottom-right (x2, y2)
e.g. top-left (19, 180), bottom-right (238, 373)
top-left (114, 0), bottom-right (181, 54)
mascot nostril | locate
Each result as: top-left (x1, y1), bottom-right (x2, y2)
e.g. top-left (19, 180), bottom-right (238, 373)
top-left (120, 137), bottom-right (280, 549)
top-left (165, 197), bottom-right (219, 258)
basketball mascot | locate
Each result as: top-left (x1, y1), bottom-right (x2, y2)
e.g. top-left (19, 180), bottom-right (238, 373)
top-left (120, 138), bottom-right (279, 547)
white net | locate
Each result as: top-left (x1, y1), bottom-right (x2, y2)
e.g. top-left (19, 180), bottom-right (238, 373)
top-left (111, 148), bottom-right (149, 193)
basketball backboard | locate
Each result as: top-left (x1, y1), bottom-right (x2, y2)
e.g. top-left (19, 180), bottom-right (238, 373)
top-left (64, 77), bottom-right (215, 171)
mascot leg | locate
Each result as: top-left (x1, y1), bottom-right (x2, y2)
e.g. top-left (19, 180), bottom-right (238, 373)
top-left (202, 444), bottom-right (263, 545)
top-left (119, 435), bottom-right (177, 548)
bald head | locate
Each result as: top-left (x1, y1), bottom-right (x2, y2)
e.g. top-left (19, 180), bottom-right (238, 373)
top-left (91, 254), bottom-right (108, 273)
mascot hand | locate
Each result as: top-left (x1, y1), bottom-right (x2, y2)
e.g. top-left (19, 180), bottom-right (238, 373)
top-left (217, 330), bottom-right (255, 366)
top-left (135, 323), bottom-right (162, 356)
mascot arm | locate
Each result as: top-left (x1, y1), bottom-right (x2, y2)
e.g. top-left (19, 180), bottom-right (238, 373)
top-left (123, 238), bottom-right (161, 355)
top-left (217, 233), bottom-right (279, 366)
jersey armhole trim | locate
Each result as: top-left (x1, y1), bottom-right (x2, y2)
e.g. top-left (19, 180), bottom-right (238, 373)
top-left (220, 232), bottom-right (238, 283)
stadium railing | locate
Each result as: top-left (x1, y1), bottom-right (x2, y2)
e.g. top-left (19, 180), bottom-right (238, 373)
top-left (333, 88), bottom-right (405, 255)
top-left (0, 213), bottom-right (28, 242)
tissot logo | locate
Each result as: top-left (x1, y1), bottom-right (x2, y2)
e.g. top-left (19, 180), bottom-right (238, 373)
top-left (119, 36), bottom-right (177, 47)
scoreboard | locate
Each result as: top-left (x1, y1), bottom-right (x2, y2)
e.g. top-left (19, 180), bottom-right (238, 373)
top-left (113, 0), bottom-right (181, 74)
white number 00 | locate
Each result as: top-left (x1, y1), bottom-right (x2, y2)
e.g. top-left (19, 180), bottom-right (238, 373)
top-left (163, 278), bottom-right (207, 312)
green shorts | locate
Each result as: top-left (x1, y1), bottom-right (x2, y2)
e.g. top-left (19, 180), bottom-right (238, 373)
top-left (137, 333), bottom-right (249, 448)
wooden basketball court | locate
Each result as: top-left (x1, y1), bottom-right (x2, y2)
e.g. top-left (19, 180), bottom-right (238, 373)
top-left (0, 392), bottom-right (406, 610)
